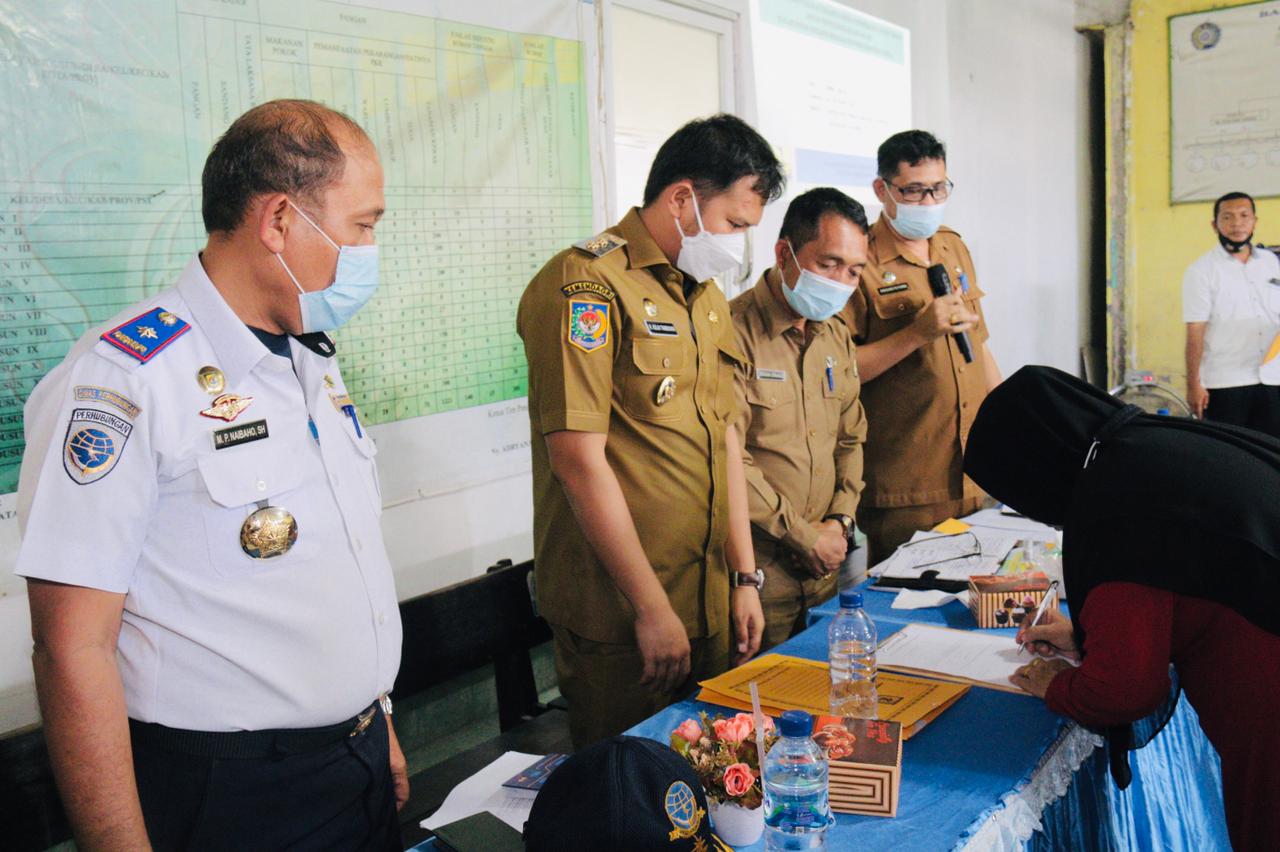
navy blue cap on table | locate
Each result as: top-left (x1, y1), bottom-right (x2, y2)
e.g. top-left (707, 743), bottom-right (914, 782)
top-left (523, 735), bottom-right (734, 852)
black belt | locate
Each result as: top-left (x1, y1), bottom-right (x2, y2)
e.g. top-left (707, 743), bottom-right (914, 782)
top-left (129, 702), bottom-right (381, 759)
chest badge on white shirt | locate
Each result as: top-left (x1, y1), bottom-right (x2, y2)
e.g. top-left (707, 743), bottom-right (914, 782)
top-left (201, 393), bottom-right (254, 422)
top-left (196, 365), bottom-right (225, 395)
top-left (240, 503), bottom-right (298, 559)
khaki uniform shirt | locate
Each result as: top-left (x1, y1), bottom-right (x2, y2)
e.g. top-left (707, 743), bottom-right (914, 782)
top-left (839, 216), bottom-right (990, 509)
top-left (730, 269), bottom-right (866, 554)
top-left (517, 208), bottom-right (746, 644)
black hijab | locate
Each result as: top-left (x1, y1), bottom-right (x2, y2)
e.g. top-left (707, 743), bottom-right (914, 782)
top-left (964, 365), bottom-right (1280, 639)
top-left (964, 366), bottom-right (1280, 785)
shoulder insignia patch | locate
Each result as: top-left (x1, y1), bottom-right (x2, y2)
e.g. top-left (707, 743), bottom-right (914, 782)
top-left (63, 408), bottom-right (133, 485)
top-left (73, 386), bottom-right (141, 419)
top-left (567, 300), bottom-right (609, 353)
top-left (100, 308), bottom-right (190, 363)
top-left (560, 280), bottom-right (616, 301)
top-left (572, 232), bottom-right (627, 257)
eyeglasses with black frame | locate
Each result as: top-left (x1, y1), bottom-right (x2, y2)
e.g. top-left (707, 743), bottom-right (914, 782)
top-left (885, 179), bottom-right (955, 204)
top-left (894, 530), bottom-right (982, 570)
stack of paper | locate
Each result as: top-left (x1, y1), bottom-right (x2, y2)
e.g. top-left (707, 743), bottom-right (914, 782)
top-left (872, 528), bottom-right (1019, 584)
top-left (696, 654), bottom-right (968, 740)
top-left (876, 623), bottom-right (1050, 694)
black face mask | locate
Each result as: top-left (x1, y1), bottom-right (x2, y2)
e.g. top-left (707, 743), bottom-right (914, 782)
top-left (1217, 228), bottom-right (1253, 254)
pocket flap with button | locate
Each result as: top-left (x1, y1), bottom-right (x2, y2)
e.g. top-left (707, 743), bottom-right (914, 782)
top-left (870, 288), bottom-right (927, 320)
top-left (197, 442), bottom-right (306, 508)
top-left (745, 379), bottom-right (797, 409)
top-left (631, 338), bottom-right (686, 375)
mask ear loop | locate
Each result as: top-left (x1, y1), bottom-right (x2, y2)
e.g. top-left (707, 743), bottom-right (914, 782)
top-left (673, 184), bottom-right (705, 243)
top-left (286, 199), bottom-right (341, 251)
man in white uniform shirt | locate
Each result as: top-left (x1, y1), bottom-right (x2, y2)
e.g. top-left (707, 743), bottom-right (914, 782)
top-left (16, 100), bottom-right (406, 851)
top-left (1183, 191), bottom-right (1280, 437)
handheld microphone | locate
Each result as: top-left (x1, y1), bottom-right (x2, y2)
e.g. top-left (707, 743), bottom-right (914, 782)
top-left (926, 263), bottom-right (974, 363)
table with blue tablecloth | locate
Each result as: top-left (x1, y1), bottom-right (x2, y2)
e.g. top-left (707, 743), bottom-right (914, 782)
top-left (624, 579), bottom-right (1231, 851)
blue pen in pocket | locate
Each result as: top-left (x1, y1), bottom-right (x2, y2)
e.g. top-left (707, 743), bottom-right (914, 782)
top-left (341, 403), bottom-right (363, 438)
top-left (825, 356), bottom-right (835, 392)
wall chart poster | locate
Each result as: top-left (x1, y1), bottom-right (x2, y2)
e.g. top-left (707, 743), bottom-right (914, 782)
top-left (0, 0), bottom-right (592, 494)
top-left (1169, 1), bottom-right (1280, 203)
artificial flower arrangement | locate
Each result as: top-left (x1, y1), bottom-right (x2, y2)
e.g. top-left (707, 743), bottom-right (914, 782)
top-left (669, 711), bottom-right (778, 809)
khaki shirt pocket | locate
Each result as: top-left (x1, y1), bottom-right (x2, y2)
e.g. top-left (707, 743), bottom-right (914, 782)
top-left (743, 378), bottom-right (798, 446)
top-left (622, 337), bottom-right (692, 422)
top-left (869, 286), bottom-right (927, 322)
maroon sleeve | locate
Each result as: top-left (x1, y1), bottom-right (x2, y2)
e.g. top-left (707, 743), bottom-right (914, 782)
top-left (1044, 582), bottom-right (1175, 728)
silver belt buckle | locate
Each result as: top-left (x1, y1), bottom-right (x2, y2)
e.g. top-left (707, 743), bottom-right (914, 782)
top-left (349, 706), bottom-right (376, 737)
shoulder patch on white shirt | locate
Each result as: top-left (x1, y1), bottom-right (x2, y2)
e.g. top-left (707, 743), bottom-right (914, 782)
top-left (99, 308), bottom-right (190, 363)
top-left (62, 407), bottom-right (133, 484)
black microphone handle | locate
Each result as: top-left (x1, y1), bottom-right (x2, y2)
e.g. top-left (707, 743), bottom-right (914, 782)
top-left (926, 264), bottom-right (975, 363)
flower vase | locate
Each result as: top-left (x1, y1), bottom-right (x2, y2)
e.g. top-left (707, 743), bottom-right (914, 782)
top-left (708, 798), bottom-right (765, 847)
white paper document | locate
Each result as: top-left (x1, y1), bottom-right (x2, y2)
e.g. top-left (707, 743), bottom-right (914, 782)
top-left (873, 529), bottom-right (1018, 581)
top-left (890, 588), bottom-right (970, 610)
top-left (877, 623), bottom-right (1030, 692)
top-left (420, 750), bottom-right (540, 833)
top-left (963, 507), bottom-right (1060, 541)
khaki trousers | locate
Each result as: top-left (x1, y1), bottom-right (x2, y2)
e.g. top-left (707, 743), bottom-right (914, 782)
top-left (550, 625), bottom-right (730, 749)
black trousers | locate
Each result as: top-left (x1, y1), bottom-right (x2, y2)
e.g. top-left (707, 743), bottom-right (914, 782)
top-left (1205, 384), bottom-right (1280, 439)
top-left (131, 708), bottom-right (401, 852)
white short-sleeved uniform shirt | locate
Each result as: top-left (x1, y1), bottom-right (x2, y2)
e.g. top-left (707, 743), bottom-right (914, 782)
top-left (15, 256), bottom-right (402, 731)
top-left (1182, 245), bottom-right (1280, 388)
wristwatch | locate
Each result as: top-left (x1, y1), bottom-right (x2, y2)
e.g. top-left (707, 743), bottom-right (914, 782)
top-left (731, 569), bottom-right (765, 591)
top-left (378, 693), bottom-right (393, 716)
top-left (824, 513), bottom-right (854, 538)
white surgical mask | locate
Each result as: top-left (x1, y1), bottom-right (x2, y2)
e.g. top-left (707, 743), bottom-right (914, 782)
top-left (674, 192), bottom-right (745, 284)
top-left (888, 199), bottom-right (947, 241)
top-left (780, 240), bottom-right (855, 321)
top-left (276, 200), bottom-right (380, 333)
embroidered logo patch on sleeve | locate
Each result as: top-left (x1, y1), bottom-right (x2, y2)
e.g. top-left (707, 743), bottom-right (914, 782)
top-left (100, 307), bottom-right (190, 362)
top-left (567, 299), bottom-right (609, 353)
top-left (63, 408), bottom-right (133, 484)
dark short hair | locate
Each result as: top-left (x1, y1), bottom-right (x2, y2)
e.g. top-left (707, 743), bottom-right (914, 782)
top-left (877, 129), bottom-right (947, 180)
top-left (779, 187), bottom-right (869, 250)
top-left (642, 113), bottom-right (785, 206)
top-left (1214, 191), bottom-right (1256, 219)
top-left (201, 99), bottom-right (370, 233)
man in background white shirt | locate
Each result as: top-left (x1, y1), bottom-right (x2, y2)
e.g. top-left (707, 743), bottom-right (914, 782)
top-left (1183, 191), bottom-right (1280, 437)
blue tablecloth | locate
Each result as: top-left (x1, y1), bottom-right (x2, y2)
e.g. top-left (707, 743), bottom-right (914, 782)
top-left (624, 593), bottom-right (1229, 851)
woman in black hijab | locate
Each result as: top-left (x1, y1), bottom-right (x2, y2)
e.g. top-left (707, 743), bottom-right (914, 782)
top-left (963, 365), bottom-right (1280, 851)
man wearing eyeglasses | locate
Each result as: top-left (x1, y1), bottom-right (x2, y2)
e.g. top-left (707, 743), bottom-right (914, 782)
top-left (838, 130), bottom-right (1001, 566)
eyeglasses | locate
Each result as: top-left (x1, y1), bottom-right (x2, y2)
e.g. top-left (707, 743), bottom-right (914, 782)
top-left (885, 179), bottom-right (955, 203)
top-left (895, 531), bottom-right (981, 570)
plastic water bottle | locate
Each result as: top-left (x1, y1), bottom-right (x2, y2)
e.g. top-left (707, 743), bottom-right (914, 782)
top-left (763, 710), bottom-right (830, 851)
top-left (828, 592), bottom-right (878, 718)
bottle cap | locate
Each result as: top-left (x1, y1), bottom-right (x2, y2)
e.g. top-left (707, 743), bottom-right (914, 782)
top-left (839, 592), bottom-right (863, 609)
top-left (778, 710), bottom-right (812, 738)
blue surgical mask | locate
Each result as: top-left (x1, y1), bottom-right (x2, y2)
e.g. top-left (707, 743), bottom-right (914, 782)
top-left (888, 199), bottom-right (947, 240)
top-left (276, 200), bottom-right (380, 333)
top-left (780, 240), bottom-right (855, 321)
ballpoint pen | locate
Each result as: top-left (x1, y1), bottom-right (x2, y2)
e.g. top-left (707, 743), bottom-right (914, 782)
top-left (1017, 580), bottom-right (1060, 655)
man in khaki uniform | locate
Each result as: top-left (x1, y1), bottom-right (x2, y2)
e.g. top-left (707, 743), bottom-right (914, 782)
top-left (517, 115), bottom-right (783, 746)
top-left (730, 188), bottom-right (869, 651)
top-left (839, 130), bottom-right (1002, 565)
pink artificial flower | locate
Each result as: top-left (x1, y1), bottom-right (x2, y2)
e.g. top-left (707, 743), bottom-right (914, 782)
top-left (723, 762), bottom-right (755, 798)
top-left (713, 715), bottom-right (753, 744)
top-left (673, 719), bottom-right (703, 743)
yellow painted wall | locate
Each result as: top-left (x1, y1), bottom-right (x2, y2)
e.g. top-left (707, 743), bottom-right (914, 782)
top-left (1127, 0), bottom-right (1280, 392)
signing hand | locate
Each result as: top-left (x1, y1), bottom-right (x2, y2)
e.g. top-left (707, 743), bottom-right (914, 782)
top-left (731, 585), bottom-right (764, 666)
top-left (1015, 608), bottom-right (1080, 660)
top-left (914, 293), bottom-right (978, 341)
top-left (1009, 656), bottom-right (1074, 698)
top-left (635, 602), bottom-right (692, 695)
